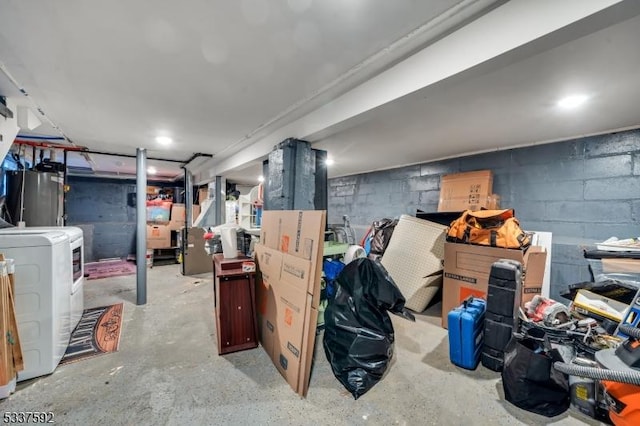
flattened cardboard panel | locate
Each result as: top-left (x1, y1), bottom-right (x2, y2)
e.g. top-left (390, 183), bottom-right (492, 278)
top-left (274, 280), bottom-right (307, 356)
top-left (528, 231), bottom-right (553, 298)
top-left (259, 315), bottom-right (276, 360)
top-left (260, 213), bottom-right (281, 250)
top-left (274, 342), bottom-right (302, 392)
top-left (261, 210), bottom-right (325, 261)
top-left (255, 210), bottom-right (326, 397)
top-left (522, 248), bottom-right (547, 305)
top-left (298, 304), bottom-right (317, 396)
top-left (281, 252), bottom-right (312, 294)
top-left (256, 244), bottom-right (283, 284)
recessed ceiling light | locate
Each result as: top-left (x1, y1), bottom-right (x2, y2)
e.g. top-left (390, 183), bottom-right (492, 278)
top-left (325, 158), bottom-right (335, 166)
top-left (557, 94), bottom-right (589, 109)
top-left (155, 136), bottom-right (173, 145)
top-left (147, 166), bottom-right (157, 175)
top-left (258, 175), bottom-right (265, 182)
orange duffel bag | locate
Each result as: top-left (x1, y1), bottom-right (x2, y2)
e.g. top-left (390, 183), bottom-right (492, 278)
top-left (446, 209), bottom-right (531, 249)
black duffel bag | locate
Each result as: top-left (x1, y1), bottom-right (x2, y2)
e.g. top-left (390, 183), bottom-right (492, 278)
top-left (501, 329), bottom-right (570, 417)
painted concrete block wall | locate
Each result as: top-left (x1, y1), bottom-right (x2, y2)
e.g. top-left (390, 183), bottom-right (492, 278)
top-left (328, 129), bottom-right (640, 303)
top-left (65, 176), bottom-right (185, 262)
top-left (65, 176), bottom-right (137, 262)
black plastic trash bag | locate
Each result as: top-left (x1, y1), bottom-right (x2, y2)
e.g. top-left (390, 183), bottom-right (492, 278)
top-left (323, 258), bottom-right (415, 399)
top-left (368, 218), bottom-right (398, 261)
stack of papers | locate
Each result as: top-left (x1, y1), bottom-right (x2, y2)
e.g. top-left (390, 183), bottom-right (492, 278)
top-left (596, 237), bottom-right (640, 252)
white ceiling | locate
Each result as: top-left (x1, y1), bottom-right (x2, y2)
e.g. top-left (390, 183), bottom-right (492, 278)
top-left (1, 0), bottom-right (639, 185)
top-left (65, 151), bottom-right (184, 180)
top-left (314, 9), bottom-right (640, 177)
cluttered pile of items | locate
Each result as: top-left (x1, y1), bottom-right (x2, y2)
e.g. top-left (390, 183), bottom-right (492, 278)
top-left (212, 168), bottom-right (639, 425)
top-left (443, 209), bottom-right (640, 424)
top-left (345, 169), bottom-right (640, 424)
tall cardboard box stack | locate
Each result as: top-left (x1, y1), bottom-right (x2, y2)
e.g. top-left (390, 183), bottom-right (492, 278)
top-left (254, 210), bottom-right (326, 396)
top-left (438, 170), bottom-right (499, 212)
top-left (146, 195), bottom-right (172, 249)
top-left (146, 204), bottom-right (172, 248)
top-left (441, 241), bottom-right (547, 328)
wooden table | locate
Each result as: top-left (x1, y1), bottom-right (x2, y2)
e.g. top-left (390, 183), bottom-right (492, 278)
top-left (212, 254), bottom-right (258, 355)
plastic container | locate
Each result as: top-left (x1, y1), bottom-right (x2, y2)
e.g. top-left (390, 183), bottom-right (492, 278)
top-left (448, 297), bottom-right (486, 370)
top-left (146, 249), bottom-right (153, 268)
top-left (146, 206), bottom-right (171, 222)
top-left (221, 227), bottom-right (238, 259)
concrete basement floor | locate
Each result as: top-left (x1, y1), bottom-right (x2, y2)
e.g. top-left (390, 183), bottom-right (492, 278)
top-left (0, 264), bottom-right (603, 425)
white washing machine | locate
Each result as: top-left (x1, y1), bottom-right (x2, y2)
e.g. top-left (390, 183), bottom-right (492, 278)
top-left (0, 227), bottom-right (84, 330)
top-left (65, 227), bottom-right (85, 331)
top-left (0, 231), bottom-right (72, 381)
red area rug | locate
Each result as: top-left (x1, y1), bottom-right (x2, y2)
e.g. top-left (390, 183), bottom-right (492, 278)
top-left (84, 259), bottom-right (136, 280)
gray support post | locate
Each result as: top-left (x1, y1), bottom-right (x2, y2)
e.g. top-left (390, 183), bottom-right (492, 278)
top-left (262, 160), bottom-right (269, 211)
top-left (136, 148), bottom-right (147, 305)
top-left (313, 148), bottom-right (328, 211)
top-left (214, 176), bottom-right (224, 226)
top-left (63, 150), bottom-right (68, 225)
top-left (185, 169), bottom-right (193, 228)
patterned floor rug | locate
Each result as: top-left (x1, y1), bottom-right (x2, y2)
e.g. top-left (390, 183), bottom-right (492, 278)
top-left (60, 303), bottom-right (123, 365)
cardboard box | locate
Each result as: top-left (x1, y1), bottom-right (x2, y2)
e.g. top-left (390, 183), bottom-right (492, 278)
top-left (168, 204), bottom-right (201, 230)
top-left (198, 187), bottom-right (209, 204)
top-left (255, 210), bottom-right (325, 397)
top-left (192, 204), bottom-right (201, 223)
top-left (438, 170), bottom-right (494, 212)
top-left (146, 224), bottom-right (171, 249)
top-left (441, 241), bottom-right (547, 328)
top-left (169, 204), bottom-right (185, 230)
